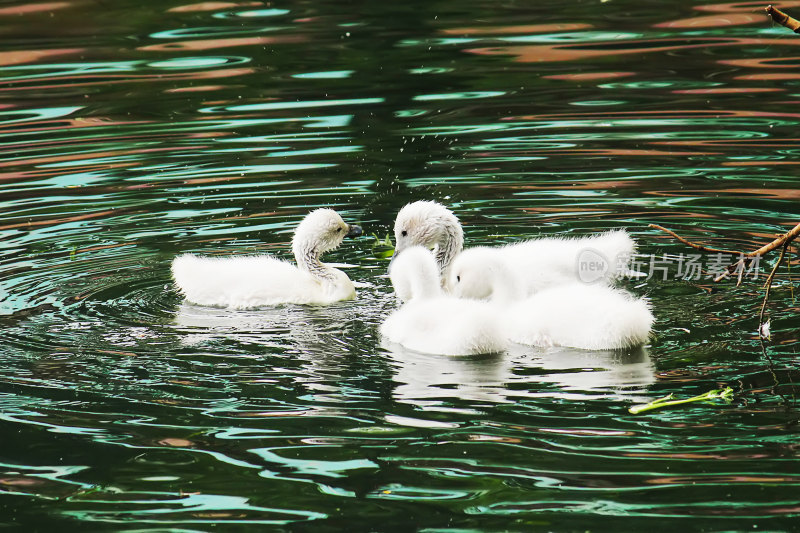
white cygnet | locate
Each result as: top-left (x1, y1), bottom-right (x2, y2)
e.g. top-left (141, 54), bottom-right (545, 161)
top-left (393, 200), bottom-right (636, 295)
top-left (380, 246), bottom-right (507, 356)
top-left (447, 251), bottom-right (653, 349)
top-left (505, 283), bottom-right (654, 350)
top-left (448, 251), bottom-right (653, 349)
top-left (448, 230), bottom-right (635, 300)
top-left (392, 201), bottom-right (464, 281)
top-left (171, 208), bottom-right (362, 309)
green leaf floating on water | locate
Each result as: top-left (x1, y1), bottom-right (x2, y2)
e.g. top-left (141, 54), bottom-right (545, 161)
top-left (629, 387), bottom-right (734, 415)
top-left (371, 233), bottom-right (395, 259)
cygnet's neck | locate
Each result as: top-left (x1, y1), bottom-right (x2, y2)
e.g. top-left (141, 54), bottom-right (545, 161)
top-left (407, 264), bottom-right (443, 301)
top-left (434, 217), bottom-right (464, 280)
top-left (391, 248), bottom-right (445, 302)
top-left (292, 240), bottom-right (336, 282)
top-left (484, 260), bottom-right (522, 304)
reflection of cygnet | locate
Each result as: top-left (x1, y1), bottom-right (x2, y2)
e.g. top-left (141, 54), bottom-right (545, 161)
top-left (380, 246), bottom-right (507, 356)
top-left (171, 209), bottom-right (362, 309)
top-left (449, 253), bottom-right (653, 350)
top-left (392, 200), bottom-right (635, 291)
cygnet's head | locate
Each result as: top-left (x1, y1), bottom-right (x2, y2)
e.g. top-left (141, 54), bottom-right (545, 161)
top-left (392, 201), bottom-right (464, 273)
top-left (389, 246), bottom-right (443, 303)
top-left (447, 247), bottom-right (518, 302)
top-left (292, 208), bottom-right (362, 255)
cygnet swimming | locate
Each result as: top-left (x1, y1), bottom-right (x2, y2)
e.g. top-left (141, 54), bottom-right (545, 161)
top-left (447, 252), bottom-right (653, 349)
top-left (393, 201), bottom-right (635, 296)
top-left (172, 208), bottom-right (362, 309)
top-left (447, 229), bottom-right (634, 300)
top-left (380, 246), bottom-right (507, 356)
top-left (504, 283), bottom-right (654, 350)
top-left (392, 201), bottom-right (464, 280)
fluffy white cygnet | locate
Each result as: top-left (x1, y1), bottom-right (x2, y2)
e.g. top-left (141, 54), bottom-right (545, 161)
top-left (448, 230), bottom-right (635, 300)
top-left (393, 201), bottom-right (635, 295)
top-left (172, 208), bottom-right (362, 309)
top-left (447, 251), bottom-right (653, 349)
top-left (504, 283), bottom-right (654, 350)
top-left (392, 201), bottom-right (464, 280)
top-left (380, 246), bottom-right (507, 356)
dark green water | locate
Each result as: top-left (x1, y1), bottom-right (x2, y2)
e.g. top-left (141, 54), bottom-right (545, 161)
top-left (1, 0), bottom-right (799, 530)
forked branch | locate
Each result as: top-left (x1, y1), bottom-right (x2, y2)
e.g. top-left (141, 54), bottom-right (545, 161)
top-left (649, 222), bottom-right (800, 284)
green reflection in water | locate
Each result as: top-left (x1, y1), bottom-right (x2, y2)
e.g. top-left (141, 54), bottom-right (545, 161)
top-left (413, 91), bottom-right (505, 101)
top-left (292, 70), bottom-right (355, 79)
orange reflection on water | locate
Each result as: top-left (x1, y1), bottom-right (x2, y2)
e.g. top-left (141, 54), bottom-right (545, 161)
top-left (654, 12), bottom-right (763, 29)
top-left (0, 2), bottom-right (70, 15)
top-left (139, 36), bottom-right (304, 52)
top-left (0, 67), bottom-right (254, 93)
top-left (695, 1), bottom-right (800, 12)
top-left (509, 108), bottom-right (800, 121)
top-left (656, 137), bottom-right (800, 147)
top-left (440, 22), bottom-right (592, 35)
top-left (0, 210), bottom-right (115, 231)
top-left (648, 475), bottom-right (794, 485)
top-left (690, 188), bottom-right (800, 199)
top-left (0, 48), bottom-right (82, 67)
top-left (0, 145), bottom-right (196, 171)
top-left (736, 73), bottom-right (800, 80)
top-left (167, 1), bottom-right (262, 12)
top-left (720, 56), bottom-right (800, 68)
top-left (165, 85), bottom-right (229, 93)
top-left (625, 451), bottom-right (770, 459)
top-left (466, 38), bottom-right (800, 63)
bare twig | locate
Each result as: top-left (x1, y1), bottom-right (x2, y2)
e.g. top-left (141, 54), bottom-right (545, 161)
top-left (650, 222), bottom-right (800, 285)
top-left (715, 222), bottom-right (800, 283)
top-left (767, 5), bottom-right (800, 33)
top-left (714, 256), bottom-right (753, 284)
top-left (647, 224), bottom-right (742, 255)
top-left (759, 241), bottom-right (790, 329)
top-left (749, 222), bottom-right (800, 257)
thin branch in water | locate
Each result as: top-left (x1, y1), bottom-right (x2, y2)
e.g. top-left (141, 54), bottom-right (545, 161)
top-left (759, 241), bottom-right (790, 333)
top-left (749, 222), bottom-right (800, 257)
top-left (767, 5), bottom-right (800, 33)
top-left (648, 224), bottom-right (742, 255)
top-left (651, 221), bottom-right (800, 284)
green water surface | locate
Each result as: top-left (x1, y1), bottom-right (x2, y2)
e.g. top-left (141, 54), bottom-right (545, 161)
top-left (1, 0), bottom-right (799, 530)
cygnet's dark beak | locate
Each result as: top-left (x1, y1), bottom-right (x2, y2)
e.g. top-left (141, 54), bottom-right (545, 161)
top-left (346, 224), bottom-right (362, 238)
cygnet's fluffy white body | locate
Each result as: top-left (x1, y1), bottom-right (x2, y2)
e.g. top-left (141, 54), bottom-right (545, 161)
top-left (504, 283), bottom-right (654, 350)
top-left (392, 201), bottom-right (636, 297)
top-left (446, 249), bottom-right (653, 350)
top-left (449, 230), bottom-right (635, 300)
top-left (172, 208), bottom-right (361, 309)
top-left (380, 247), bottom-right (507, 356)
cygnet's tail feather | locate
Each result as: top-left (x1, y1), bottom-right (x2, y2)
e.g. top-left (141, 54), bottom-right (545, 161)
top-left (593, 229), bottom-right (637, 279)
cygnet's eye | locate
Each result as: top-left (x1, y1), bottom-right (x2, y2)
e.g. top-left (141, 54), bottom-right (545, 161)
top-left (456, 275), bottom-right (461, 282)
top-left (336, 227), bottom-right (342, 232)
top-left (401, 230), bottom-right (408, 237)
